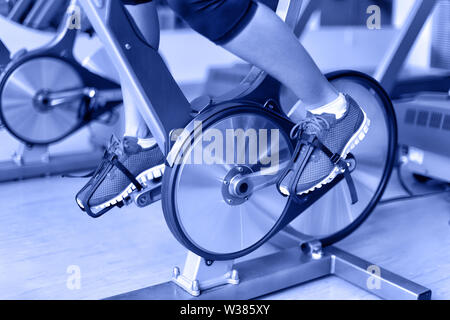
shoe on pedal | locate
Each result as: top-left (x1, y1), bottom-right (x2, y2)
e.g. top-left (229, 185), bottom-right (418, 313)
top-left (278, 94), bottom-right (370, 196)
top-left (75, 136), bottom-right (165, 217)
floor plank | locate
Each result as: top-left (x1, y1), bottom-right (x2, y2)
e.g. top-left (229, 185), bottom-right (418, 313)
top-left (0, 172), bottom-right (448, 300)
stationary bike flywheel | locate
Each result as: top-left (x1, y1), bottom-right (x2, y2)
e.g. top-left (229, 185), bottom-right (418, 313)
top-left (163, 72), bottom-right (397, 261)
top-left (0, 55), bottom-right (84, 145)
top-left (162, 105), bottom-right (294, 261)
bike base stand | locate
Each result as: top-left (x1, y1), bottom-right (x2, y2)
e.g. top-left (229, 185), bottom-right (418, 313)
top-left (107, 241), bottom-right (432, 300)
top-left (172, 252), bottom-right (240, 297)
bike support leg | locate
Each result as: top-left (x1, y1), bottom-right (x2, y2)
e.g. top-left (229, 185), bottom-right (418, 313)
top-left (107, 242), bottom-right (431, 300)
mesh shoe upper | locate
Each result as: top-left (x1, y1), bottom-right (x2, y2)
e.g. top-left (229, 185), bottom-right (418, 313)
top-left (77, 136), bottom-right (165, 207)
top-left (292, 95), bottom-right (366, 193)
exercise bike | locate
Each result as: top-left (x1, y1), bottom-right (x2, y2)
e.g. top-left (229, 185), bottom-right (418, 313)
top-left (75, 0), bottom-right (431, 300)
top-left (0, 1), bottom-right (124, 180)
top-left (0, 0), bottom-right (70, 31)
top-left (0, 4), bottom-right (121, 146)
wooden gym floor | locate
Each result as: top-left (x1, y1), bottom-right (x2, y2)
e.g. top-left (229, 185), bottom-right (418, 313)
top-left (0, 170), bottom-right (448, 300)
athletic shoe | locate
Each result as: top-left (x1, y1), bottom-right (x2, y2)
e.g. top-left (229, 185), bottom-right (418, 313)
top-left (76, 136), bottom-right (165, 216)
top-left (278, 95), bottom-right (370, 196)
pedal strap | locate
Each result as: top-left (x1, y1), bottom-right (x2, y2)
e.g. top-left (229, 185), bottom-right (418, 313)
top-left (276, 136), bottom-right (313, 197)
top-left (110, 157), bottom-right (143, 192)
top-left (277, 132), bottom-right (358, 204)
top-left (307, 135), bottom-right (340, 164)
top-left (343, 167), bottom-right (358, 204)
top-left (305, 134), bottom-right (359, 204)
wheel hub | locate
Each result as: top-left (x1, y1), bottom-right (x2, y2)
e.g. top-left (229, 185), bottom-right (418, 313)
top-left (221, 166), bottom-right (253, 206)
top-left (169, 111), bottom-right (293, 256)
top-left (33, 90), bottom-right (54, 113)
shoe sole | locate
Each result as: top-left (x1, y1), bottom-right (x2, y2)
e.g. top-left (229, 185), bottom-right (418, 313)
top-left (296, 111), bottom-right (371, 196)
top-left (77, 164), bottom-right (166, 213)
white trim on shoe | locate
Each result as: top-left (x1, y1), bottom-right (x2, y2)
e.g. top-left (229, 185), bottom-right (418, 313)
top-left (88, 164), bottom-right (166, 213)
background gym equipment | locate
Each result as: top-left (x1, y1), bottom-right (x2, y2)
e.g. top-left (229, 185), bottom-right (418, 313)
top-left (0, 0), bottom-right (69, 31)
top-left (77, 0), bottom-right (431, 299)
top-left (0, 2), bottom-right (124, 181)
top-left (372, 0), bottom-right (450, 184)
top-left (320, 0), bottom-right (393, 27)
top-left (395, 93), bottom-right (450, 183)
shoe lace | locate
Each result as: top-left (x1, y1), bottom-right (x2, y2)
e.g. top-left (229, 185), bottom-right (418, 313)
top-left (290, 115), bottom-right (330, 140)
top-left (106, 134), bottom-right (124, 156)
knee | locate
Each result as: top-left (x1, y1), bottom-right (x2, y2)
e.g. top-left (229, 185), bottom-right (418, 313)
top-left (166, 0), bottom-right (257, 44)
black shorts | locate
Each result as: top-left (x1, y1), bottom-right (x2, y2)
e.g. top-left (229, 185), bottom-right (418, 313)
top-left (122, 0), bottom-right (257, 44)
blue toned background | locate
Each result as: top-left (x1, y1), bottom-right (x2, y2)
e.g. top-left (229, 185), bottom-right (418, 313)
top-left (0, 0), bottom-right (449, 300)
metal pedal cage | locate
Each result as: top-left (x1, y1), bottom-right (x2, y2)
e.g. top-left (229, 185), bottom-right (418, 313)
top-left (76, 147), bottom-right (145, 218)
top-left (276, 131), bottom-right (359, 204)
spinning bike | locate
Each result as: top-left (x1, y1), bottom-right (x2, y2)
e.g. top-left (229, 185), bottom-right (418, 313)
top-left (0, 1), bottom-right (123, 180)
top-left (77, 0), bottom-right (430, 299)
top-left (0, 0), bottom-right (70, 31)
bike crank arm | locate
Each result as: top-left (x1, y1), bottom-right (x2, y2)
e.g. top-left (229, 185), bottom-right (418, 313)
top-left (42, 87), bottom-right (123, 108)
top-left (226, 162), bottom-right (290, 199)
top-left (229, 154), bottom-right (357, 201)
top-left (131, 179), bottom-right (163, 208)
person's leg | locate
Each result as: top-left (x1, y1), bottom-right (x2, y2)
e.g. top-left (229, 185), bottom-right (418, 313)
top-left (220, 3), bottom-right (367, 196)
top-left (122, 1), bottom-right (159, 140)
top-left (75, 0), bottom-right (165, 215)
top-left (221, 3), bottom-right (368, 196)
top-left (167, 0), bottom-right (345, 122)
top-left (223, 3), bottom-right (342, 121)
top-left (122, 86), bottom-right (150, 139)
top-left (168, 0), bottom-right (369, 197)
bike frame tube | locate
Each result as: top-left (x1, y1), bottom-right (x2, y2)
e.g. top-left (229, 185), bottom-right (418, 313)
top-left (79, 0), bottom-right (308, 154)
top-left (78, 0), bottom-right (192, 154)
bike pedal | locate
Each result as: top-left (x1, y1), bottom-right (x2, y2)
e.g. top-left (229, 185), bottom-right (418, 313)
top-left (131, 178), bottom-right (163, 208)
top-left (277, 143), bottom-right (315, 196)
